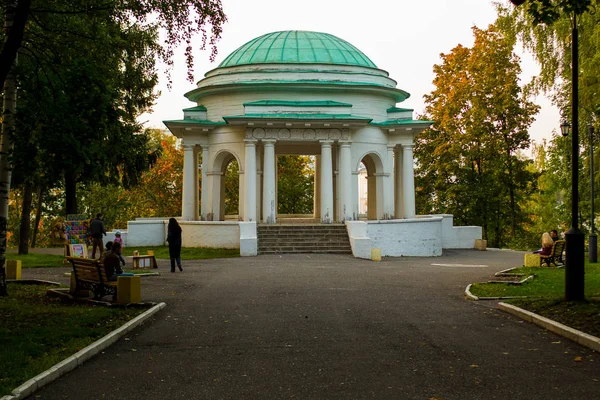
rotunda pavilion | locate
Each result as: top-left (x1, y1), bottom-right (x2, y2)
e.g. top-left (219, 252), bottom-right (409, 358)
top-left (123, 31), bottom-right (481, 257)
top-left (164, 30), bottom-right (432, 225)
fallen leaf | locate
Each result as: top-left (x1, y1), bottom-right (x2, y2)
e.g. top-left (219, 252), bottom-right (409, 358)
top-left (574, 356), bottom-right (583, 362)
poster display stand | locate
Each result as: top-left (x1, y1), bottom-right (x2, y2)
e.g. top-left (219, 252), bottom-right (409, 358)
top-left (64, 214), bottom-right (89, 258)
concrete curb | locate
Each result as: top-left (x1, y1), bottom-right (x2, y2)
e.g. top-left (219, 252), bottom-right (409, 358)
top-left (3, 302), bottom-right (166, 400)
top-left (498, 302), bottom-right (600, 353)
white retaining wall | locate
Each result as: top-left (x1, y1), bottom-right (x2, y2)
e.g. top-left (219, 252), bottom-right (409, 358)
top-left (346, 215), bottom-right (482, 258)
top-left (126, 219), bottom-right (240, 249)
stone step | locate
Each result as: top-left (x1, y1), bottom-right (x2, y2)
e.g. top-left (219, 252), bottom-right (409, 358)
top-left (260, 250), bottom-right (352, 255)
top-left (257, 224), bottom-right (351, 255)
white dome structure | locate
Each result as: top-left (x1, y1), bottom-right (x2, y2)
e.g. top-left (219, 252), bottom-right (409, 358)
top-left (129, 31), bottom-right (483, 257)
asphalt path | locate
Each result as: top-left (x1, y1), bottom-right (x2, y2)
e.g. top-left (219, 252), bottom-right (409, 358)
top-left (23, 250), bottom-right (600, 400)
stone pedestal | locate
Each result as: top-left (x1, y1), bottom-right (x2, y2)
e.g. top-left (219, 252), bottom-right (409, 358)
top-left (6, 260), bottom-right (21, 280)
top-left (524, 253), bottom-right (540, 267)
top-left (117, 275), bottom-right (141, 304)
top-left (475, 239), bottom-right (487, 251)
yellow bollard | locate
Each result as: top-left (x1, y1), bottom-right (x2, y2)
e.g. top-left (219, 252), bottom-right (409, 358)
top-left (524, 253), bottom-right (540, 267)
top-left (475, 239), bottom-right (487, 251)
top-left (371, 248), bottom-right (382, 262)
top-left (117, 275), bottom-right (141, 304)
top-left (6, 260), bottom-right (21, 280)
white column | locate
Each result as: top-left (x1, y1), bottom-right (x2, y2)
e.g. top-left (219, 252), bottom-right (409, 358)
top-left (383, 145), bottom-right (395, 219)
top-left (395, 148), bottom-right (404, 219)
top-left (314, 155), bottom-right (321, 218)
top-left (200, 146), bottom-right (210, 221)
top-left (194, 146), bottom-right (200, 220)
top-left (244, 140), bottom-right (257, 221)
top-left (262, 140), bottom-right (276, 223)
top-left (182, 144), bottom-right (196, 221)
top-left (402, 144), bottom-right (416, 219)
top-left (338, 141), bottom-right (352, 221)
top-left (320, 140), bottom-right (334, 223)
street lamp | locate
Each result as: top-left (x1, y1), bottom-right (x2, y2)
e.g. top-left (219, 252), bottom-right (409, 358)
top-left (561, 120), bottom-right (571, 137)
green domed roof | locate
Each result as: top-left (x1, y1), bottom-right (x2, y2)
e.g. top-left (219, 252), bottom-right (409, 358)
top-left (219, 31), bottom-right (377, 69)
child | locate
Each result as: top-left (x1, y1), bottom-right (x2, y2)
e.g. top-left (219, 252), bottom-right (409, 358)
top-left (112, 232), bottom-right (126, 267)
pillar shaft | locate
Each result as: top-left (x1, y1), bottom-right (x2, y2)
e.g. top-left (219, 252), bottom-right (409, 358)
top-left (338, 142), bottom-right (352, 221)
top-left (182, 144), bottom-right (196, 221)
top-left (395, 148), bottom-right (404, 218)
top-left (244, 140), bottom-right (257, 221)
top-left (402, 144), bottom-right (416, 219)
top-left (262, 140), bottom-right (276, 223)
top-left (200, 146), bottom-right (210, 220)
top-left (383, 146), bottom-right (395, 219)
top-left (320, 140), bottom-right (334, 223)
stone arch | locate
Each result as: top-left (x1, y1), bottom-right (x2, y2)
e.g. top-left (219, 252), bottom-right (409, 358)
top-left (211, 150), bottom-right (242, 221)
top-left (356, 152), bottom-right (385, 220)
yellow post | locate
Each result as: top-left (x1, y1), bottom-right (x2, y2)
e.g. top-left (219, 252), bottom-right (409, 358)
top-left (371, 248), bottom-right (382, 262)
top-left (6, 260), bottom-right (22, 280)
top-left (524, 253), bottom-right (540, 267)
top-left (117, 275), bottom-right (141, 304)
top-left (475, 239), bottom-right (487, 251)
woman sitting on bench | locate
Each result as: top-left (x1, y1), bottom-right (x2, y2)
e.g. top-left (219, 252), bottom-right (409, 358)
top-left (104, 242), bottom-right (134, 281)
top-left (533, 232), bottom-right (554, 256)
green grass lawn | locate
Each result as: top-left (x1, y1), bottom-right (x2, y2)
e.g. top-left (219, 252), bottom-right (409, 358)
top-left (121, 246), bottom-right (239, 260)
top-left (470, 261), bottom-right (600, 338)
top-left (5, 246), bottom-right (239, 268)
top-left (0, 283), bottom-right (145, 396)
top-left (5, 253), bottom-right (65, 268)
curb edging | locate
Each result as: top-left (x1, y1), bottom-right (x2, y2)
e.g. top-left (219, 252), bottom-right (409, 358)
top-left (498, 302), bottom-right (600, 352)
top-left (3, 302), bottom-right (166, 400)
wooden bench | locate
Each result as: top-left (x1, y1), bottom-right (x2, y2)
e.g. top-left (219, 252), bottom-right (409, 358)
top-left (540, 240), bottom-right (566, 267)
top-left (66, 256), bottom-right (117, 300)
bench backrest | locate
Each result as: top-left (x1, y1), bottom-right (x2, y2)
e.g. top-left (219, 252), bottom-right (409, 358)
top-left (552, 240), bottom-right (565, 256)
top-left (66, 257), bottom-right (109, 284)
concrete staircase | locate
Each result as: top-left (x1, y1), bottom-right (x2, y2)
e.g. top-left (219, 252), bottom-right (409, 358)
top-left (257, 224), bottom-right (352, 255)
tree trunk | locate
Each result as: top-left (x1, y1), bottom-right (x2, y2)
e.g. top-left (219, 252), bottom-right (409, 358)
top-left (0, 0), bottom-right (30, 90)
top-left (18, 182), bottom-right (33, 254)
top-left (65, 170), bottom-right (78, 215)
top-left (31, 187), bottom-right (43, 248)
top-left (0, 2), bottom-right (20, 296)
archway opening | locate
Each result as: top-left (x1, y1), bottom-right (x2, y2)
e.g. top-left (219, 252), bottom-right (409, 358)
top-left (357, 154), bottom-right (382, 220)
top-left (223, 158), bottom-right (240, 220)
top-left (276, 155), bottom-right (315, 222)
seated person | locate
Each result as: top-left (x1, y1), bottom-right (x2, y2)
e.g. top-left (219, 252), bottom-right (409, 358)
top-left (100, 241), bottom-right (113, 263)
top-left (103, 242), bottom-right (134, 281)
top-left (550, 229), bottom-right (560, 242)
top-left (533, 232), bottom-right (554, 256)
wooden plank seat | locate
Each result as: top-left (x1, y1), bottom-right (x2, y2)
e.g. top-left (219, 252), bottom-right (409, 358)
top-left (66, 256), bottom-right (117, 300)
top-left (540, 240), bottom-right (566, 267)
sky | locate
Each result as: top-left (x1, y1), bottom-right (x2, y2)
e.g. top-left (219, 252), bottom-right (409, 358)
top-left (138, 0), bottom-right (560, 148)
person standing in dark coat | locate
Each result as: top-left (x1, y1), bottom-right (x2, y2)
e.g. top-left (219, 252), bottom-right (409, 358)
top-left (167, 218), bottom-right (183, 272)
top-left (89, 213), bottom-right (106, 259)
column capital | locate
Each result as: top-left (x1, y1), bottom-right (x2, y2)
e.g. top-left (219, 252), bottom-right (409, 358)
top-left (182, 143), bottom-right (196, 151)
top-left (387, 144), bottom-right (398, 151)
top-left (339, 140), bottom-right (352, 148)
top-left (402, 143), bottom-right (415, 150)
top-left (262, 139), bottom-right (276, 146)
top-left (320, 139), bottom-right (334, 146)
top-left (244, 139), bottom-right (258, 146)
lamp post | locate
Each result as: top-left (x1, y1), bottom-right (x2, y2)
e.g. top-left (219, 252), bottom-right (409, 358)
top-left (511, 0), bottom-right (588, 301)
top-left (564, 11), bottom-right (585, 301)
top-left (590, 124), bottom-right (597, 263)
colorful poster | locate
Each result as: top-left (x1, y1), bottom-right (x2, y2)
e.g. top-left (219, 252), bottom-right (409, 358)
top-left (69, 244), bottom-right (87, 258)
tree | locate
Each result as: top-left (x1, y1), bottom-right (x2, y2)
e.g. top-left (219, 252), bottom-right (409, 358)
top-left (0, 0), bottom-right (226, 295)
top-left (415, 24), bottom-right (539, 248)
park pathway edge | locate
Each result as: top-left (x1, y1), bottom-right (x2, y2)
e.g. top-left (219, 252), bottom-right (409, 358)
top-left (1, 302), bottom-right (167, 400)
top-left (498, 302), bottom-right (600, 353)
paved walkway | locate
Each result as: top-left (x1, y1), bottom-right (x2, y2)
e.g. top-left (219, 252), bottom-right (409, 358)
top-left (22, 250), bottom-right (600, 399)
